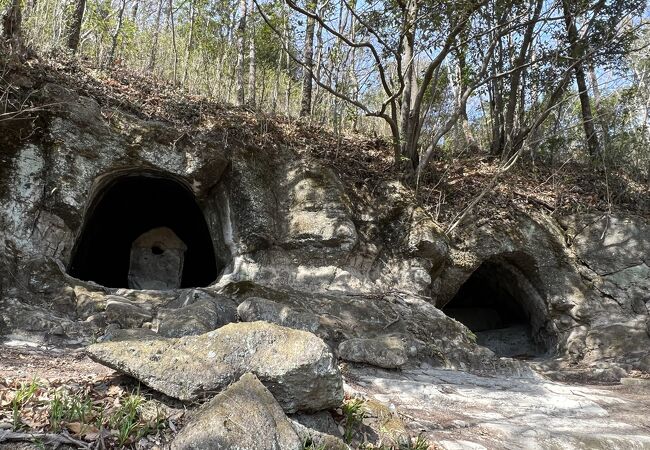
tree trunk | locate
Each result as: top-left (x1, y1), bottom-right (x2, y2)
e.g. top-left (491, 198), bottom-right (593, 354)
top-left (182, 0), bottom-right (195, 86)
top-left (235, 0), bottom-right (247, 106)
top-left (588, 62), bottom-right (610, 149)
top-left (247, 0), bottom-right (256, 107)
top-left (169, 0), bottom-right (179, 84)
top-left (148, 0), bottom-right (164, 71)
top-left (66, 0), bottom-right (86, 53)
top-left (284, 16), bottom-right (291, 115)
top-left (3, 0), bottom-right (23, 51)
top-left (130, 0), bottom-right (138, 21)
top-left (107, 0), bottom-right (127, 66)
top-left (271, 21), bottom-right (284, 113)
top-left (454, 51), bottom-right (479, 152)
top-left (398, 0), bottom-right (418, 170)
top-left (312, 18), bottom-right (324, 120)
top-left (300, 0), bottom-right (316, 117)
top-left (562, 0), bottom-right (600, 157)
top-left (502, 0), bottom-right (542, 157)
top-left (489, 31), bottom-right (506, 156)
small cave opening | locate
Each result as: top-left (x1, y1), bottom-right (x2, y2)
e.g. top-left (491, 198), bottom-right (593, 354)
top-left (69, 173), bottom-right (218, 289)
top-left (443, 257), bottom-right (549, 359)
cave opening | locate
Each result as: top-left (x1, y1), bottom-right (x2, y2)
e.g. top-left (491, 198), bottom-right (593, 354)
top-left (443, 258), bottom-right (548, 358)
top-left (69, 173), bottom-right (218, 289)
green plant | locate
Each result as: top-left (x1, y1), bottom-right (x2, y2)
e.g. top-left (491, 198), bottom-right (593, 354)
top-left (342, 397), bottom-right (365, 443)
top-left (49, 389), bottom-right (96, 432)
top-left (49, 390), bottom-right (66, 432)
top-left (11, 378), bottom-right (40, 430)
top-left (400, 434), bottom-right (430, 450)
top-left (109, 390), bottom-right (146, 446)
top-left (65, 392), bottom-right (94, 424)
top-left (301, 438), bottom-right (327, 450)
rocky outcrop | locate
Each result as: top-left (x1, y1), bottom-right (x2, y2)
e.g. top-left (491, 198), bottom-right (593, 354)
top-left (237, 297), bottom-right (320, 333)
top-left (171, 373), bottom-right (302, 450)
top-left (220, 281), bottom-right (527, 377)
top-left (86, 321), bottom-right (343, 412)
top-left (560, 214), bottom-right (650, 373)
top-left (436, 209), bottom-right (650, 378)
top-left (0, 71), bottom-right (649, 387)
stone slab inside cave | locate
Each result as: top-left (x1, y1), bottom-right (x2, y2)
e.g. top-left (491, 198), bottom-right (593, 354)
top-left (443, 259), bottom-right (546, 358)
top-left (128, 226), bottom-right (188, 290)
top-left (68, 173), bottom-right (218, 289)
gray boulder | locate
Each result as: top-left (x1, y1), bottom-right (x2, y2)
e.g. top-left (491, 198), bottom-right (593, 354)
top-left (290, 419), bottom-right (350, 450)
top-left (171, 373), bottom-right (302, 450)
top-left (157, 296), bottom-right (237, 337)
top-left (86, 321), bottom-right (343, 412)
top-left (338, 335), bottom-right (411, 369)
top-left (290, 411), bottom-right (349, 450)
top-left (104, 296), bottom-right (152, 328)
top-left (290, 411), bottom-right (342, 437)
top-left (237, 297), bottom-right (320, 333)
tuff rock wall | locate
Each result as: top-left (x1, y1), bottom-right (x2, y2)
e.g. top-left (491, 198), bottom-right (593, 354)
top-left (1, 79), bottom-right (648, 380)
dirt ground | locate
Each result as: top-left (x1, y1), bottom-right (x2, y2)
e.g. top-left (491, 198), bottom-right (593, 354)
top-left (0, 344), bottom-right (115, 381)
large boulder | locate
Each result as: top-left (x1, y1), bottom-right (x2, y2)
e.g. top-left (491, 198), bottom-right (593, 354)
top-left (171, 373), bottom-right (302, 450)
top-left (338, 335), bottom-right (412, 369)
top-left (86, 321), bottom-right (343, 412)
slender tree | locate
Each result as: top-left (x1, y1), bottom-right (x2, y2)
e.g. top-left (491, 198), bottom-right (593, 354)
top-left (562, 0), bottom-right (600, 157)
top-left (148, 0), bottom-right (165, 71)
top-left (107, 0), bottom-right (127, 65)
top-left (182, 0), bottom-right (196, 86)
top-left (235, 0), bottom-right (248, 105)
top-left (247, 0), bottom-right (256, 106)
top-left (66, 0), bottom-right (86, 53)
top-left (2, 0), bottom-right (22, 51)
top-left (300, 0), bottom-right (316, 117)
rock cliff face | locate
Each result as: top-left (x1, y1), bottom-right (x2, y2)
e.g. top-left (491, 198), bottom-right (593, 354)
top-left (0, 77), bottom-right (649, 380)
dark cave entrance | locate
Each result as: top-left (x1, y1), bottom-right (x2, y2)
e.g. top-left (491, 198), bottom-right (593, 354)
top-left (443, 258), bottom-right (548, 358)
top-left (69, 173), bottom-right (218, 289)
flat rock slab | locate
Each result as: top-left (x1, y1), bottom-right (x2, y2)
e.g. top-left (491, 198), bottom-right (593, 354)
top-left (344, 365), bottom-right (650, 449)
top-left (171, 373), bottom-right (302, 450)
top-left (86, 321), bottom-right (343, 412)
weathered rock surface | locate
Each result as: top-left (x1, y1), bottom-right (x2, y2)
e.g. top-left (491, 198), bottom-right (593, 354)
top-left (87, 321), bottom-right (343, 412)
top-left (156, 295), bottom-right (237, 337)
top-left (338, 335), bottom-right (412, 369)
top-left (563, 214), bottom-right (650, 314)
top-left (219, 282), bottom-right (527, 377)
top-left (171, 373), bottom-right (302, 450)
top-left (237, 297), bottom-right (320, 333)
top-left (345, 365), bottom-right (650, 450)
top-left (289, 419), bottom-right (349, 450)
top-left (289, 411), bottom-right (342, 437)
top-left (436, 209), bottom-right (650, 378)
top-left (104, 296), bottom-right (153, 329)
